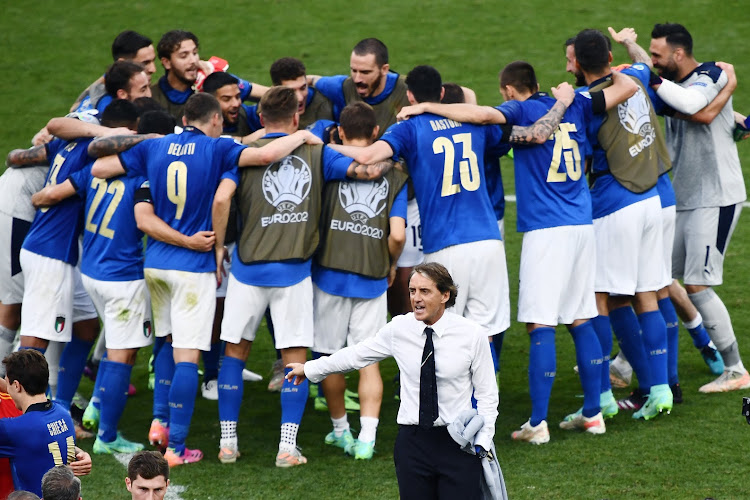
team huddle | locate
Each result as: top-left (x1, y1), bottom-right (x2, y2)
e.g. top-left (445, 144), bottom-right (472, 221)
top-left (0, 20), bottom-right (748, 497)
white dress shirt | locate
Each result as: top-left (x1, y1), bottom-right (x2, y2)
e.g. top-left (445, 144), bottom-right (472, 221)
top-left (304, 311), bottom-right (499, 449)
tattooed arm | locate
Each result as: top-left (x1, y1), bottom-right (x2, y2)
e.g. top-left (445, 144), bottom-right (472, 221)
top-left (6, 145), bottom-right (48, 168)
top-left (609, 27), bottom-right (653, 68)
top-left (47, 117), bottom-right (134, 141)
top-left (88, 134), bottom-right (159, 157)
top-left (504, 83), bottom-right (575, 145)
top-left (346, 159), bottom-right (396, 180)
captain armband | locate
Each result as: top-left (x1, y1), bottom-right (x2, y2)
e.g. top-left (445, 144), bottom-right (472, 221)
top-left (134, 187), bottom-right (153, 204)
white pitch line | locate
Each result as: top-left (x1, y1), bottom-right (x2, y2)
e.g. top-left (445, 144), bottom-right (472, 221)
top-left (506, 194), bottom-right (750, 208)
top-left (114, 452), bottom-right (187, 500)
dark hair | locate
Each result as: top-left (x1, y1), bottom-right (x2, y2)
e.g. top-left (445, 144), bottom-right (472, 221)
top-left (111, 30), bottom-right (152, 61)
top-left (128, 451), bottom-right (170, 481)
top-left (259, 86), bottom-right (298, 124)
top-left (7, 491), bottom-right (40, 500)
top-left (104, 60), bottom-right (146, 97)
top-left (156, 30), bottom-right (199, 60)
top-left (574, 29), bottom-right (611, 73)
top-left (138, 110), bottom-right (176, 135)
top-left (270, 57), bottom-right (306, 86)
top-left (183, 93), bottom-right (221, 123)
top-left (132, 97), bottom-right (165, 115)
top-left (441, 83), bottom-right (465, 104)
top-left (3, 350), bottom-right (48, 396)
top-left (41, 466), bottom-right (80, 500)
top-left (202, 72), bottom-right (239, 95)
top-left (410, 262), bottom-right (458, 308)
top-left (339, 102), bottom-right (377, 140)
top-left (352, 38), bottom-right (389, 67)
top-left (405, 65), bottom-right (442, 104)
top-left (564, 36), bottom-right (576, 48)
top-left (651, 23), bottom-right (693, 55)
top-left (500, 61), bottom-right (538, 94)
top-left (101, 99), bottom-right (139, 129)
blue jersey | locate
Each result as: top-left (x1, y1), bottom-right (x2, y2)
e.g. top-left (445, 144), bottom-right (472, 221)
top-left (224, 104), bottom-right (262, 136)
top-left (656, 173), bottom-right (676, 208)
top-left (22, 138), bottom-right (93, 265)
top-left (315, 72), bottom-right (402, 121)
top-left (157, 73), bottom-right (253, 106)
top-left (584, 63), bottom-right (659, 219)
top-left (380, 114), bottom-right (503, 253)
top-left (231, 136), bottom-right (353, 287)
top-left (119, 127), bottom-right (243, 273)
top-left (69, 165), bottom-right (146, 281)
top-left (485, 149), bottom-right (510, 221)
top-left (0, 401), bottom-right (76, 496)
top-left (312, 185), bottom-right (408, 299)
top-left (498, 93), bottom-right (593, 232)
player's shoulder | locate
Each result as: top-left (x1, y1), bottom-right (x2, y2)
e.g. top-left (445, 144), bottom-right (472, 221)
top-left (692, 62), bottom-right (723, 83)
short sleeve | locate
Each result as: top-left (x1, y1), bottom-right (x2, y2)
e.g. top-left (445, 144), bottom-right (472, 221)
top-left (389, 184), bottom-right (408, 219)
top-left (68, 165), bottom-right (92, 196)
top-left (380, 121), bottom-right (412, 159)
top-left (118, 141), bottom-right (148, 178)
top-left (322, 145), bottom-right (353, 181)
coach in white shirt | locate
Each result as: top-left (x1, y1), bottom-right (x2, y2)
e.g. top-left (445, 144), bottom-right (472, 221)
top-left (286, 262), bottom-right (498, 499)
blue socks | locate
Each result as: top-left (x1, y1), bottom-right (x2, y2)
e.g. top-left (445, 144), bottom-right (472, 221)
top-left (528, 327), bottom-right (556, 427)
top-left (638, 310), bottom-right (668, 387)
top-left (218, 356), bottom-right (245, 423)
top-left (98, 360), bottom-right (132, 442)
top-left (202, 341), bottom-right (222, 383)
top-left (569, 322), bottom-right (604, 418)
top-left (55, 336), bottom-right (94, 410)
top-left (591, 315), bottom-right (612, 393)
top-left (153, 342), bottom-right (174, 422)
top-left (168, 362), bottom-right (199, 454)
top-left (610, 306), bottom-right (652, 392)
top-left (489, 340), bottom-right (499, 373)
top-left (281, 367), bottom-right (308, 426)
top-left (659, 297), bottom-right (680, 385)
top-left (687, 322), bottom-right (711, 349)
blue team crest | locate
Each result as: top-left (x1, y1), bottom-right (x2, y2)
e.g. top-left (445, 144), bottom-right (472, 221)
top-left (338, 178), bottom-right (389, 223)
top-left (262, 155), bottom-right (312, 212)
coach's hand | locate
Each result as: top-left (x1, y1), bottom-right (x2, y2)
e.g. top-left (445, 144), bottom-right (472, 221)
top-left (285, 363), bottom-right (307, 385)
top-left (186, 231), bottom-right (216, 252)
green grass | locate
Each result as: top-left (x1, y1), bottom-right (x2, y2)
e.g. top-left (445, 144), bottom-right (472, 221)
top-left (3, 1), bottom-right (750, 498)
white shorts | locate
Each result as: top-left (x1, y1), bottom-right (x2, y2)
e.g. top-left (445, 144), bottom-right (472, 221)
top-left (661, 205), bottom-right (676, 288)
top-left (144, 268), bottom-right (215, 351)
top-left (593, 196), bottom-right (665, 295)
top-left (221, 275), bottom-right (313, 349)
top-left (73, 266), bottom-right (98, 321)
top-left (497, 218), bottom-right (505, 242)
top-left (672, 204), bottom-right (742, 286)
top-left (82, 275), bottom-right (153, 350)
top-left (312, 284), bottom-right (387, 354)
top-left (19, 249), bottom-right (75, 342)
top-left (397, 198), bottom-right (424, 268)
top-left (215, 242), bottom-right (236, 299)
top-left (0, 213), bottom-right (30, 304)
top-left (424, 239), bottom-right (510, 333)
top-left (518, 225), bottom-right (597, 325)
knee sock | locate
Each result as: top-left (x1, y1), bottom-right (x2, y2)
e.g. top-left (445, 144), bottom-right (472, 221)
top-left (659, 297), bottom-right (680, 385)
top-left (98, 360), bottom-right (132, 442)
top-left (591, 315), bottom-right (612, 394)
top-left (218, 356), bottom-right (244, 447)
top-left (152, 336), bottom-right (166, 363)
top-left (202, 341), bottom-right (222, 383)
top-left (358, 416), bottom-right (379, 444)
top-left (609, 306), bottom-right (652, 392)
top-left (90, 356), bottom-right (109, 410)
top-left (492, 331), bottom-right (505, 372)
top-left (168, 362), bottom-right (199, 454)
top-left (528, 327), bottom-right (556, 427)
top-left (569, 322), bottom-right (603, 418)
top-left (91, 334), bottom-right (106, 364)
top-left (279, 367), bottom-right (308, 451)
top-left (638, 310), bottom-right (668, 387)
top-left (683, 313), bottom-right (711, 349)
top-left (690, 288), bottom-right (742, 367)
top-left (55, 336), bottom-right (94, 410)
top-left (153, 342), bottom-right (174, 423)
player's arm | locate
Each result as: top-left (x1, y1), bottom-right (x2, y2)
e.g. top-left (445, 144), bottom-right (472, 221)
top-left (248, 83), bottom-right (269, 100)
top-left (70, 447), bottom-right (92, 476)
top-left (672, 62), bottom-right (736, 125)
top-left (461, 86), bottom-right (478, 105)
top-left (134, 200), bottom-right (216, 252)
top-left (46, 117), bottom-right (134, 141)
top-left (329, 140), bottom-right (395, 166)
top-left (307, 75), bottom-right (322, 87)
top-left (397, 103), bottom-right (505, 124)
top-left (6, 145), bottom-right (48, 167)
top-left (387, 215), bottom-right (406, 287)
top-left (505, 83), bottom-right (576, 145)
top-left (600, 70), bottom-right (638, 110)
top-left (31, 179), bottom-right (76, 208)
top-left (88, 134), bottom-right (158, 158)
top-left (212, 178), bottom-right (237, 286)
top-left (91, 156), bottom-right (126, 179)
top-left (238, 130), bottom-right (322, 166)
top-left (609, 26), bottom-right (653, 68)
top-left (241, 128), bottom-right (266, 144)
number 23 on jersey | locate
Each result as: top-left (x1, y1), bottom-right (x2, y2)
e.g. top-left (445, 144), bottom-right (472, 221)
top-left (433, 133), bottom-right (481, 197)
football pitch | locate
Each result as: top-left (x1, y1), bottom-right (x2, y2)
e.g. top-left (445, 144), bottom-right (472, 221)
top-left (3, 1), bottom-right (750, 498)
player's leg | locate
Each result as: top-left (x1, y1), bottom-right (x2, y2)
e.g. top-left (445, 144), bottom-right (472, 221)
top-left (0, 215), bottom-right (29, 372)
top-left (668, 280), bottom-right (723, 374)
top-left (201, 297), bottom-right (224, 401)
top-left (0, 303), bottom-right (21, 377)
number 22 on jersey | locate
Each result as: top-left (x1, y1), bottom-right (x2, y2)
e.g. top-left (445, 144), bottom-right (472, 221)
top-left (85, 178), bottom-right (125, 239)
top-left (433, 133), bottom-right (481, 197)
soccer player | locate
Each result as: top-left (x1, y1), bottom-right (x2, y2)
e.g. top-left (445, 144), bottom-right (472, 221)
top-left (125, 451), bottom-right (170, 500)
top-left (646, 23), bottom-right (749, 392)
top-left (214, 86), bottom-right (396, 467)
top-left (312, 102), bottom-right (407, 459)
top-left (0, 350), bottom-right (76, 497)
top-left (89, 92), bottom-right (323, 466)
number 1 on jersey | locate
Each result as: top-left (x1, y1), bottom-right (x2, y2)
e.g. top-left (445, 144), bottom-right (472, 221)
top-left (167, 161), bottom-right (188, 219)
top-left (433, 133), bottom-right (481, 197)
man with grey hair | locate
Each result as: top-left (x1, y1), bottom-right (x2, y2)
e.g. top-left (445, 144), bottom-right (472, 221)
top-left (41, 466), bottom-right (81, 500)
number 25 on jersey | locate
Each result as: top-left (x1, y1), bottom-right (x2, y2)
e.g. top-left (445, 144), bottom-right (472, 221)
top-left (547, 123), bottom-right (581, 183)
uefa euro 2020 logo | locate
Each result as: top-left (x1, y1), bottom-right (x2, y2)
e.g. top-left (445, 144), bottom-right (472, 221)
top-left (618, 87), bottom-right (656, 158)
top-left (338, 178), bottom-right (389, 224)
top-left (262, 156), bottom-right (312, 212)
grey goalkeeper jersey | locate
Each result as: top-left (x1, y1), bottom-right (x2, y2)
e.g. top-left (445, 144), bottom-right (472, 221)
top-left (0, 166), bottom-right (48, 221)
top-left (663, 63), bottom-right (746, 210)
